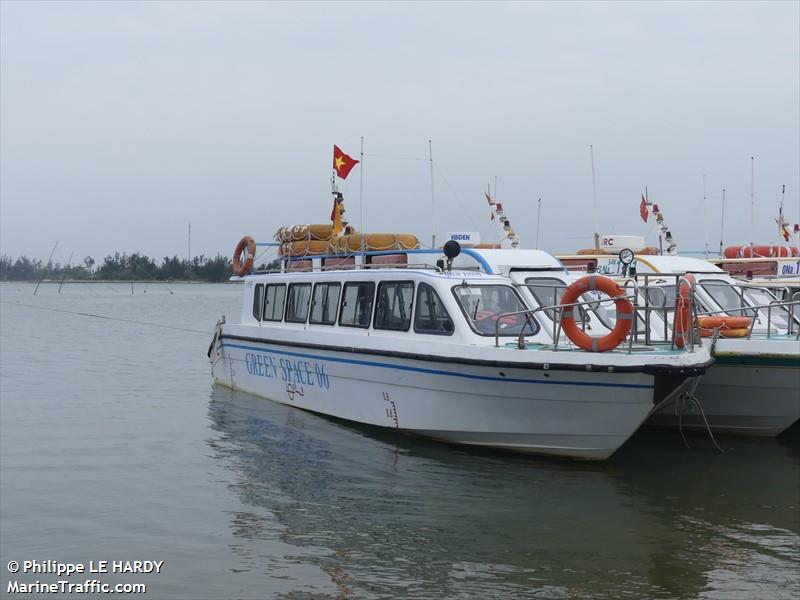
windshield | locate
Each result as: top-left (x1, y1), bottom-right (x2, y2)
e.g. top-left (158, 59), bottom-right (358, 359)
top-left (525, 278), bottom-right (566, 321)
top-left (453, 285), bottom-right (537, 336)
top-left (742, 287), bottom-right (795, 329)
top-left (699, 280), bottom-right (756, 317)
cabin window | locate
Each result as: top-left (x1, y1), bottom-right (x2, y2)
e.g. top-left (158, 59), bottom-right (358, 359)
top-left (414, 283), bottom-right (454, 335)
top-left (252, 284), bottom-right (264, 321)
top-left (453, 284), bottom-right (537, 337)
top-left (374, 281), bottom-right (414, 331)
top-left (263, 284), bottom-right (286, 321)
top-left (339, 282), bottom-right (375, 328)
top-left (310, 282), bottom-right (341, 325)
top-left (743, 287), bottom-right (794, 328)
top-left (285, 283), bottom-right (312, 323)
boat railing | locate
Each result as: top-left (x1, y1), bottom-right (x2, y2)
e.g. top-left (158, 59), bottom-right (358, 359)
top-left (695, 298), bottom-right (800, 340)
top-left (494, 279), bottom-right (700, 353)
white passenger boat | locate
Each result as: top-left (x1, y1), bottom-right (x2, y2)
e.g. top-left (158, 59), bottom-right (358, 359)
top-left (555, 251), bottom-right (800, 436)
top-left (209, 226), bottom-right (713, 460)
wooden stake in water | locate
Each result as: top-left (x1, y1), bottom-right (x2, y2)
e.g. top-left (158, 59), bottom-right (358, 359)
top-left (33, 240), bottom-right (59, 296)
top-left (58, 252), bottom-right (74, 294)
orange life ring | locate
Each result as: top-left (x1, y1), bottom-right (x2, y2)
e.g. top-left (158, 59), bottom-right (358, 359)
top-left (673, 274), bottom-right (695, 348)
top-left (560, 275), bottom-right (633, 352)
top-left (232, 235), bottom-right (256, 276)
top-left (696, 316), bottom-right (752, 330)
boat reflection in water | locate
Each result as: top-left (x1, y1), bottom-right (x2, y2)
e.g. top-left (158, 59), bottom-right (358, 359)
top-left (207, 386), bottom-right (800, 600)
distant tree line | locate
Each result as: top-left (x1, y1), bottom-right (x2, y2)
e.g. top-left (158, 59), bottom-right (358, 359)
top-left (0, 252), bottom-right (237, 283)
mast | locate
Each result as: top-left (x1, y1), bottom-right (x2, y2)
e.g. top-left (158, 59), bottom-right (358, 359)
top-left (188, 222), bottom-right (191, 262)
top-left (718, 188), bottom-right (726, 257)
top-left (429, 140), bottom-right (436, 248)
top-left (590, 145), bottom-right (599, 251)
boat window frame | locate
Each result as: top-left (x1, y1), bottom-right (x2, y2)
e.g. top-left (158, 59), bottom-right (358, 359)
top-left (309, 282), bottom-right (342, 326)
top-left (262, 283), bottom-right (287, 322)
top-left (451, 283), bottom-right (539, 337)
top-left (285, 282), bottom-right (313, 324)
top-left (373, 280), bottom-right (415, 332)
top-left (338, 281), bottom-right (376, 329)
top-left (414, 282), bottom-right (454, 336)
top-left (252, 283), bottom-right (264, 322)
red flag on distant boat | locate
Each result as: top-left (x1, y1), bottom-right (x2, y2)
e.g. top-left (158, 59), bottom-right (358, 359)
top-left (333, 145), bottom-right (359, 179)
top-left (639, 195), bottom-right (649, 223)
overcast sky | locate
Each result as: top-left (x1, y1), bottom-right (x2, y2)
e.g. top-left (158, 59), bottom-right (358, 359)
top-left (1, 1), bottom-right (798, 265)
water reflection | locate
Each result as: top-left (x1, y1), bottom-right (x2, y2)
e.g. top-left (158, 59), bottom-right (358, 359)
top-left (207, 387), bottom-right (800, 599)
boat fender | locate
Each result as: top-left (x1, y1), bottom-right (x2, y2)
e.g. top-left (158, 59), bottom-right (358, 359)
top-left (233, 235), bottom-right (256, 276)
top-left (560, 275), bottom-right (633, 352)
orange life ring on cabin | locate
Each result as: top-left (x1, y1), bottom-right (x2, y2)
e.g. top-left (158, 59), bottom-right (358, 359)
top-left (673, 274), bottom-right (695, 348)
top-left (723, 245), bottom-right (793, 258)
top-left (696, 316), bottom-right (753, 338)
top-left (232, 235), bottom-right (256, 276)
top-left (560, 275), bottom-right (633, 352)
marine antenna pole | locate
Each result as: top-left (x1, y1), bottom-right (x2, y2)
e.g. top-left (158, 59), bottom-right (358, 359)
top-left (188, 222), bottom-right (191, 262)
top-left (719, 188), bottom-right (726, 257)
top-left (429, 140), bottom-right (436, 249)
top-left (750, 156), bottom-right (755, 257)
top-left (590, 145), bottom-right (600, 251)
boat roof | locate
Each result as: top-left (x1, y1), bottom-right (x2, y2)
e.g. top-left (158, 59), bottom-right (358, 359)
top-left (453, 249), bottom-right (565, 274)
top-left (631, 255), bottom-right (724, 274)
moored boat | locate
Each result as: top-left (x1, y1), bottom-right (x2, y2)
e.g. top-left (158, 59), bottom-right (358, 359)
top-left (209, 217), bottom-right (714, 460)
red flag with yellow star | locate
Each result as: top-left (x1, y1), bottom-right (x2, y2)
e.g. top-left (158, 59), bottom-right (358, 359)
top-left (333, 145), bottom-right (359, 179)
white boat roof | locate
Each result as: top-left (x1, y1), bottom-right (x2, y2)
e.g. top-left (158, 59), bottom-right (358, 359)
top-left (454, 249), bottom-right (565, 274)
top-left (633, 255), bottom-right (724, 274)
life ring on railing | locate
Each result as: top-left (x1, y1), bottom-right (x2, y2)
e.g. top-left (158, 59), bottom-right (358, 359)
top-left (560, 275), bottom-right (633, 352)
top-left (696, 315), bottom-right (753, 338)
top-left (673, 274), bottom-right (695, 348)
top-left (232, 235), bottom-right (256, 276)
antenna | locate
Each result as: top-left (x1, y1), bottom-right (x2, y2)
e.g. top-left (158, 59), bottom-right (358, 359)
top-left (188, 222), bottom-right (191, 262)
top-left (535, 198), bottom-right (542, 249)
top-left (429, 140), bottom-right (436, 248)
top-left (702, 174), bottom-right (709, 257)
top-left (590, 145), bottom-right (599, 251)
top-left (719, 188), bottom-right (726, 257)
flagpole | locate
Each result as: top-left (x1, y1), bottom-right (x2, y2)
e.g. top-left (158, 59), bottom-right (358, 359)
top-left (590, 145), bottom-right (600, 251)
top-left (719, 188), bottom-right (726, 257)
top-left (749, 156), bottom-right (755, 257)
top-left (535, 198), bottom-right (542, 249)
top-left (429, 140), bottom-right (436, 249)
top-left (360, 136), bottom-right (365, 254)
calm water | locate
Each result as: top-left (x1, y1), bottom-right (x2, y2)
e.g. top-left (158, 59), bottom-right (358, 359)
top-left (1, 282), bottom-right (798, 599)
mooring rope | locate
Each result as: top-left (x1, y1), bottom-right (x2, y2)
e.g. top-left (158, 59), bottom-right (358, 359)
top-left (1, 300), bottom-right (210, 335)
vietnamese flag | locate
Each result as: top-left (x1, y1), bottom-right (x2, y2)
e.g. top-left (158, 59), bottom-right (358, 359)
top-left (333, 145), bottom-right (359, 179)
top-left (639, 195), bottom-right (649, 223)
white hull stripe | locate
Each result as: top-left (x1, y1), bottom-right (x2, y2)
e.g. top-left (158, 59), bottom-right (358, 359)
top-left (220, 341), bottom-right (655, 390)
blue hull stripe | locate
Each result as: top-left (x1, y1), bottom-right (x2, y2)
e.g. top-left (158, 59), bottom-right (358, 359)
top-left (220, 341), bottom-right (655, 390)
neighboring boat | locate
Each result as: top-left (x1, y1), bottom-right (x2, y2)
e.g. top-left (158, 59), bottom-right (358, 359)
top-left (208, 224), bottom-right (713, 460)
top-left (553, 251), bottom-right (800, 436)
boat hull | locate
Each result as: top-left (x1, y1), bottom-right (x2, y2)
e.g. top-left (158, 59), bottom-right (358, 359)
top-left (649, 359), bottom-right (800, 436)
top-left (212, 335), bottom-right (693, 460)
